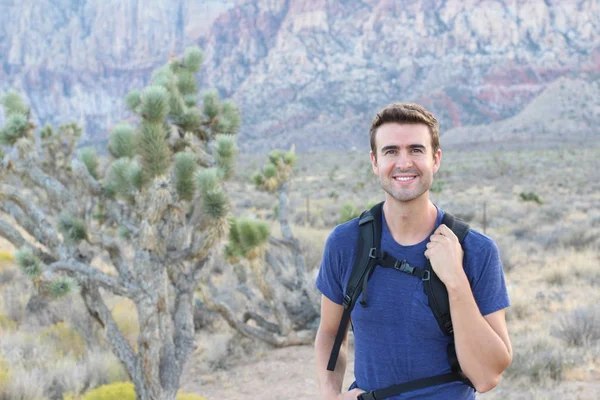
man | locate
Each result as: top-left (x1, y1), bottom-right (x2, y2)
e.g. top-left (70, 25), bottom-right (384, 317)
top-left (315, 103), bottom-right (512, 399)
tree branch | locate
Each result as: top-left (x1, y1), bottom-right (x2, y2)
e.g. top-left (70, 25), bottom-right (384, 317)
top-left (13, 159), bottom-right (75, 214)
top-left (80, 284), bottom-right (142, 384)
top-left (202, 280), bottom-right (314, 347)
top-left (0, 184), bottom-right (62, 253)
top-left (0, 217), bottom-right (56, 264)
top-left (48, 260), bottom-right (137, 298)
top-left (72, 158), bottom-right (104, 196)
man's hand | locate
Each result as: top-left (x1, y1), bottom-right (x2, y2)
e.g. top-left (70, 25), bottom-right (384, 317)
top-left (424, 224), bottom-right (465, 288)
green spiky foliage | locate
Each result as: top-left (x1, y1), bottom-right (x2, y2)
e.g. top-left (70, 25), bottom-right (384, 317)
top-left (49, 277), bottom-right (74, 299)
top-left (14, 247), bottom-right (42, 278)
top-left (183, 47), bottom-right (204, 73)
top-left (184, 94), bottom-right (197, 108)
top-left (214, 134), bottom-right (237, 179)
top-left (140, 86), bottom-right (170, 124)
top-left (218, 100), bottom-right (241, 134)
top-left (125, 90), bottom-right (142, 113)
top-left (58, 214), bottom-right (88, 243)
top-left (177, 108), bottom-right (202, 133)
top-left (177, 70), bottom-right (197, 96)
top-left (104, 158), bottom-right (143, 200)
top-left (78, 147), bottom-right (99, 179)
top-left (118, 226), bottom-right (131, 240)
top-left (137, 122), bottom-right (170, 179)
top-left (108, 124), bottom-right (136, 159)
top-left (202, 91), bottom-right (220, 120)
top-left (225, 217), bottom-right (270, 260)
top-left (254, 147), bottom-right (297, 192)
top-left (2, 91), bottom-right (29, 117)
top-left (174, 152), bottom-right (197, 201)
top-left (196, 168), bottom-right (229, 219)
top-left (0, 113), bottom-right (31, 145)
top-left (40, 124), bottom-right (54, 139)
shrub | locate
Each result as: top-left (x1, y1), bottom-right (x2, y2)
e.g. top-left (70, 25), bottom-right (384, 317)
top-left (339, 203), bottom-right (360, 224)
top-left (519, 191), bottom-right (543, 204)
top-left (551, 307), bottom-right (600, 346)
top-left (40, 322), bottom-right (87, 359)
top-left (0, 354), bottom-right (10, 389)
top-left (0, 314), bottom-right (17, 331)
top-left (64, 382), bottom-right (205, 400)
top-left (506, 339), bottom-right (570, 383)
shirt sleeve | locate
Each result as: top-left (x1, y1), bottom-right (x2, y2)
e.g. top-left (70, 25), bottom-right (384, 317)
top-left (315, 227), bottom-right (345, 305)
top-left (464, 232), bottom-right (510, 316)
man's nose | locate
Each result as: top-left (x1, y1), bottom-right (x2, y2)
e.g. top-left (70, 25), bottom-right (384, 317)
top-left (395, 151), bottom-right (413, 169)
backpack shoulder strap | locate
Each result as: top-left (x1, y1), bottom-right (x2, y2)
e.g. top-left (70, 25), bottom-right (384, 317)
top-left (326, 201), bottom-right (383, 371)
top-left (424, 211), bottom-right (470, 336)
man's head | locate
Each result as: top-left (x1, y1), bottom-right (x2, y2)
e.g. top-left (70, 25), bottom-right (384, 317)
top-left (369, 103), bottom-right (441, 204)
top-left (369, 102), bottom-right (439, 160)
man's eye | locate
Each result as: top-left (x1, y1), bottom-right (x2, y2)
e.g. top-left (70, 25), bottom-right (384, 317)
top-left (412, 148), bottom-right (423, 153)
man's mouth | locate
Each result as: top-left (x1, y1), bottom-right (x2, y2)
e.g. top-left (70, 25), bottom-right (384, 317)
top-left (393, 176), bottom-right (417, 182)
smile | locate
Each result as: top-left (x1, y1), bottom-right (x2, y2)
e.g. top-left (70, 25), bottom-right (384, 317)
top-left (393, 176), bottom-right (416, 182)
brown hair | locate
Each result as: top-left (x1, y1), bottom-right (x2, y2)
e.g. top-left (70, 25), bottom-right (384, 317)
top-left (369, 102), bottom-right (439, 159)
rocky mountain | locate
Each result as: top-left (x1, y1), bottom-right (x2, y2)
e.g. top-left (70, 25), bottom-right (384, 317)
top-left (1, 0), bottom-right (599, 152)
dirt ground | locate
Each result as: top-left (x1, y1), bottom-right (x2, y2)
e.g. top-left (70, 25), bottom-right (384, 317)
top-left (180, 344), bottom-right (355, 399)
top-left (181, 343), bottom-right (600, 400)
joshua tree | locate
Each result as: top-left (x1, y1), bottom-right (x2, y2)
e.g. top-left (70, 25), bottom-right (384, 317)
top-left (0, 47), bottom-right (240, 400)
top-left (202, 148), bottom-right (318, 346)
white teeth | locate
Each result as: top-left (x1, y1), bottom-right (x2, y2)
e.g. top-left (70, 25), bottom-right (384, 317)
top-left (395, 177), bottom-right (414, 181)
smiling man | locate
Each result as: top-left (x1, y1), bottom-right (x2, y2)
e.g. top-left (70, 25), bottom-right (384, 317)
top-left (315, 103), bottom-right (512, 399)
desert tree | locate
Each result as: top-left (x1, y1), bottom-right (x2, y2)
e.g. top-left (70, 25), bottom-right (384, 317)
top-left (0, 46), bottom-right (241, 400)
top-left (202, 148), bottom-right (319, 346)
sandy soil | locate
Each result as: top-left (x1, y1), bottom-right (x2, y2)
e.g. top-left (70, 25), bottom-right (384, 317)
top-left (181, 343), bottom-right (600, 400)
top-left (181, 344), bottom-right (355, 399)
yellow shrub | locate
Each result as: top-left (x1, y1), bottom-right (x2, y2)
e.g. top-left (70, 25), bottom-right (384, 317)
top-left (0, 314), bottom-right (16, 331)
top-left (111, 299), bottom-right (139, 348)
top-left (40, 322), bottom-right (87, 359)
top-left (0, 354), bottom-right (10, 389)
top-left (0, 250), bottom-right (15, 270)
top-left (64, 382), bottom-right (205, 400)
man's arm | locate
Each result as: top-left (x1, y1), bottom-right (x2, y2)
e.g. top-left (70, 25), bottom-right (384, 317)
top-left (315, 295), bottom-right (365, 400)
top-left (425, 225), bottom-right (512, 393)
top-left (447, 283), bottom-right (512, 392)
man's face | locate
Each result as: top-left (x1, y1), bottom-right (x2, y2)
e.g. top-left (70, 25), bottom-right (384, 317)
top-left (370, 123), bottom-right (441, 203)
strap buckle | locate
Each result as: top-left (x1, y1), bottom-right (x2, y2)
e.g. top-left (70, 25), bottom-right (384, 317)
top-left (343, 294), bottom-right (352, 309)
top-left (422, 270), bottom-right (431, 281)
top-left (393, 260), bottom-right (414, 274)
top-left (368, 248), bottom-right (377, 259)
top-left (357, 391), bottom-right (377, 400)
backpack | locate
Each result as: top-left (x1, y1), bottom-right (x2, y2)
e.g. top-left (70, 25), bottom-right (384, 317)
top-left (326, 202), bottom-right (474, 400)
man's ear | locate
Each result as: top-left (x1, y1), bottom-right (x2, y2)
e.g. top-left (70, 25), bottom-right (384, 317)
top-left (433, 148), bottom-right (442, 174)
top-left (370, 151), bottom-right (378, 172)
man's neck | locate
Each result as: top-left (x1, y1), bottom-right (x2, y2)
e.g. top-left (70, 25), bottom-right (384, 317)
top-left (382, 194), bottom-right (438, 246)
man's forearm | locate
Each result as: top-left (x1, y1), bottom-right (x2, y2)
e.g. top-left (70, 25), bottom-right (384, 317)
top-left (447, 275), bottom-right (512, 392)
top-left (315, 329), bottom-right (348, 399)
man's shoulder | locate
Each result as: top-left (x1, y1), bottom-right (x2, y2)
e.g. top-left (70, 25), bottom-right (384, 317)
top-left (326, 217), bottom-right (361, 248)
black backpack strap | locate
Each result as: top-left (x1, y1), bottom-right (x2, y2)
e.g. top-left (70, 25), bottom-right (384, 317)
top-left (424, 212), bottom-right (470, 336)
top-left (326, 202), bottom-right (383, 371)
top-left (358, 371), bottom-right (471, 400)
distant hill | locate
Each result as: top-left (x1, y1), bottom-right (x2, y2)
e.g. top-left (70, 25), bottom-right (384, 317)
top-left (442, 76), bottom-right (600, 149)
top-left (1, 0), bottom-right (599, 152)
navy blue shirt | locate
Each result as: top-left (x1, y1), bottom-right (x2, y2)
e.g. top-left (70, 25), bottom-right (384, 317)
top-left (316, 207), bottom-right (510, 399)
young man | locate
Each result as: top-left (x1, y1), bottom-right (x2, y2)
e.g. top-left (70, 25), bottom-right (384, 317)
top-left (315, 103), bottom-right (512, 399)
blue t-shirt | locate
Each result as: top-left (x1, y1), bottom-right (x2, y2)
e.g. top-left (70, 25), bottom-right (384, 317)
top-left (316, 207), bottom-right (510, 399)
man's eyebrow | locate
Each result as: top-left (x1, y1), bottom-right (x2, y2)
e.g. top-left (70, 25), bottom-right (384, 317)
top-left (380, 144), bottom-right (426, 152)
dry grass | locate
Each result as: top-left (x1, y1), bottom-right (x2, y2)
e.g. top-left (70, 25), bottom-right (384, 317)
top-left (1, 144), bottom-right (599, 398)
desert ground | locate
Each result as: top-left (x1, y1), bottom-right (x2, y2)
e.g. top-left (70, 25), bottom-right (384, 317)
top-left (1, 143), bottom-right (600, 399)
